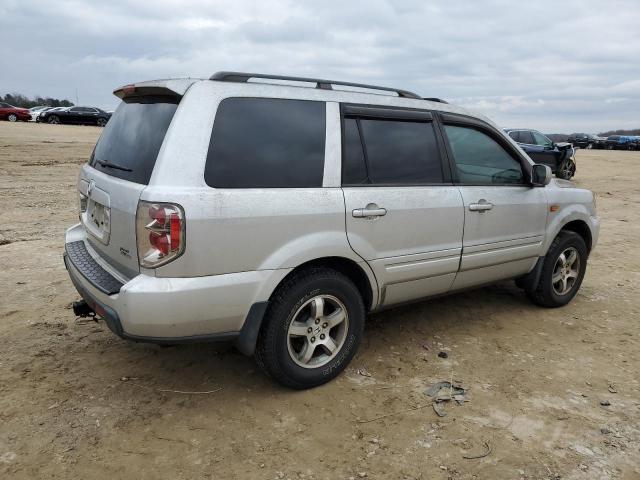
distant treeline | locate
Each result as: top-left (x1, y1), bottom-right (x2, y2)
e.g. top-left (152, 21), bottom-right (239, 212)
top-left (1, 93), bottom-right (74, 108)
top-left (548, 128), bottom-right (640, 142)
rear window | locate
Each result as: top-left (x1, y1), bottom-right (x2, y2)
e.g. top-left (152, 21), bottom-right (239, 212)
top-left (343, 117), bottom-right (443, 185)
top-left (205, 97), bottom-right (326, 188)
top-left (89, 96), bottom-right (178, 184)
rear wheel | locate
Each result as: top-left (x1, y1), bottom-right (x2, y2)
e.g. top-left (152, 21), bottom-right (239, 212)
top-left (255, 267), bottom-right (365, 389)
top-left (48, 115), bottom-right (60, 124)
top-left (97, 117), bottom-right (107, 127)
top-left (526, 231), bottom-right (587, 308)
top-left (7, 113), bottom-right (17, 122)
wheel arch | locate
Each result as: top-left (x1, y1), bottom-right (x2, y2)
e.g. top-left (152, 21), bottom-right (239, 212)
top-left (560, 219), bottom-right (592, 253)
top-left (272, 256), bottom-right (377, 312)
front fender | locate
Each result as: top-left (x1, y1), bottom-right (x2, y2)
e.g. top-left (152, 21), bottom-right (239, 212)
top-left (543, 204), bottom-right (599, 254)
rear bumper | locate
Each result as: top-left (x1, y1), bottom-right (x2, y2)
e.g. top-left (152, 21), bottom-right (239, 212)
top-left (64, 224), bottom-right (289, 344)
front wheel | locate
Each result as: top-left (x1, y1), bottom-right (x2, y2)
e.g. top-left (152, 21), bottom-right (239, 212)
top-left (586, 143), bottom-right (593, 150)
top-left (557, 159), bottom-right (576, 180)
top-left (47, 115), bottom-right (60, 124)
top-left (255, 268), bottom-right (365, 389)
top-left (97, 117), bottom-right (107, 127)
top-left (526, 231), bottom-right (588, 308)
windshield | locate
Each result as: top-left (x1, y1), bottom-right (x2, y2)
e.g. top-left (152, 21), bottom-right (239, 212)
top-left (89, 96), bottom-right (178, 184)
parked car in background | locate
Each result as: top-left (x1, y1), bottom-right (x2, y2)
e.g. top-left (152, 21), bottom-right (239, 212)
top-left (567, 133), bottom-right (607, 150)
top-left (63, 72), bottom-right (599, 388)
top-left (0, 102), bottom-right (31, 122)
top-left (505, 128), bottom-right (576, 180)
top-left (607, 135), bottom-right (639, 150)
top-left (38, 106), bottom-right (111, 126)
top-left (29, 105), bottom-right (50, 121)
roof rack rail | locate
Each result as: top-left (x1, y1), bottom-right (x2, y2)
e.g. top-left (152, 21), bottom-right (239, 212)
top-left (423, 97), bottom-right (448, 104)
top-left (209, 71), bottom-right (422, 99)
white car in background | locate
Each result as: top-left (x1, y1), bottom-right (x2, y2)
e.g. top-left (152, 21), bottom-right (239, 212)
top-left (35, 106), bottom-right (68, 122)
top-left (28, 106), bottom-right (50, 121)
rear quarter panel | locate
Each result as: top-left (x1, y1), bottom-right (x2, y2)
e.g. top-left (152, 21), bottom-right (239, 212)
top-left (145, 81), bottom-right (363, 278)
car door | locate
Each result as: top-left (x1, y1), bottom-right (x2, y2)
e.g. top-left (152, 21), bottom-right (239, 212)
top-left (341, 105), bottom-right (464, 306)
top-left (440, 115), bottom-right (548, 291)
top-left (66, 107), bottom-right (83, 124)
top-left (528, 130), bottom-right (559, 169)
top-left (83, 107), bottom-right (100, 125)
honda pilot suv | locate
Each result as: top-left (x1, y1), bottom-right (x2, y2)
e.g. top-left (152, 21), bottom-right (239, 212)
top-left (64, 72), bottom-right (600, 389)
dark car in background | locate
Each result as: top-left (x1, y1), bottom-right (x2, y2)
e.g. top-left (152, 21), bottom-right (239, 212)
top-left (605, 135), bottom-right (638, 150)
top-left (38, 106), bottom-right (111, 126)
top-left (567, 133), bottom-right (606, 149)
top-left (505, 128), bottom-right (576, 180)
top-left (0, 102), bottom-right (31, 122)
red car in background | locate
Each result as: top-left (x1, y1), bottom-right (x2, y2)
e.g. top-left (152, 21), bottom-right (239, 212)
top-left (0, 102), bottom-right (31, 122)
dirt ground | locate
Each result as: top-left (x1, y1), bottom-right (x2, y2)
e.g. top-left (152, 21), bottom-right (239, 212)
top-left (0, 121), bottom-right (639, 480)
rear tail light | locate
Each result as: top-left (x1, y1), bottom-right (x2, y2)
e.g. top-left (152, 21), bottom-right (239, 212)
top-left (136, 201), bottom-right (185, 268)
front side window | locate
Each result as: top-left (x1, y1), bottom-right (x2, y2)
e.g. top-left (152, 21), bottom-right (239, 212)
top-left (342, 117), bottom-right (443, 185)
top-left (205, 98), bottom-right (326, 188)
top-left (445, 125), bottom-right (524, 185)
top-left (532, 131), bottom-right (552, 147)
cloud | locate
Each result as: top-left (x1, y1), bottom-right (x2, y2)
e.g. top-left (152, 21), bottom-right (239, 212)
top-left (1, 0), bottom-right (639, 132)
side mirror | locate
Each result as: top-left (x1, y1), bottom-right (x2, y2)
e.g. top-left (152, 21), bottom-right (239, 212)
top-left (532, 164), bottom-right (552, 186)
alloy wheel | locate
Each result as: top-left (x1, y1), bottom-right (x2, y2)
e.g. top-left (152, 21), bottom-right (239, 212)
top-left (552, 247), bottom-right (581, 295)
top-left (8, 114), bottom-right (17, 122)
top-left (286, 294), bottom-right (349, 369)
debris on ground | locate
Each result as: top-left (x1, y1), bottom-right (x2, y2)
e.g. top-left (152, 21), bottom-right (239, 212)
top-left (425, 381), bottom-right (467, 417)
top-left (438, 351), bottom-right (448, 359)
top-left (608, 384), bottom-right (617, 394)
top-left (600, 400), bottom-right (611, 406)
top-left (462, 440), bottom-right (492, 459)
top-left (357, 368), bottom-right (372, 378)
top-left (600, 427), bottom-right (611, 434)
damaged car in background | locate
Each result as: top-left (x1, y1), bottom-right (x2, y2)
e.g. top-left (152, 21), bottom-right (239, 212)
top-left (505, 128), bottom-right (576, 180)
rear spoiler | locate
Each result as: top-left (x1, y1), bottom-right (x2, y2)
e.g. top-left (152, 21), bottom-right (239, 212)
top-left (113, 78), bottom-right (198, 100)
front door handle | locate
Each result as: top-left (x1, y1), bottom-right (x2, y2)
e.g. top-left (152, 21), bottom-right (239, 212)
top-left (352, 204), bottom-right (387, 218)
top-left (469, 200), bottom-right (494, 212)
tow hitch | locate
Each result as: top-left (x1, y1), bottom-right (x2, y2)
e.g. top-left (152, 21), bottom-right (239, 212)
top-left (72, 300), bottom-right (95, 318)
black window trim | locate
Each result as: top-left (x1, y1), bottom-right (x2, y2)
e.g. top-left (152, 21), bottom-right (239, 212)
top-left (438, 112), bottom-right (533, 187)
top-left (339, 103), bottom-right (452, 187)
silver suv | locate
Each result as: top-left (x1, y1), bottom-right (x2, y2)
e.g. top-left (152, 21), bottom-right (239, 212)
top-left (64, 72), bottom-right (600, 388)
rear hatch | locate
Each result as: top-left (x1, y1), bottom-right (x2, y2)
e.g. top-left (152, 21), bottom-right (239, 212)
top-left (79, 90), bottom-right (181, 278)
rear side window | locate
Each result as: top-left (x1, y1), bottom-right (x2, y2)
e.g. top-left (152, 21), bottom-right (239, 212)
top-left (205, 98), bottom-right (326, 188)
top-left (90, 97), bottom-right (178, 184)
top-left (445, 125), bottom-right (524, 185)
top-left (343, 118), bottom-right (443, 185)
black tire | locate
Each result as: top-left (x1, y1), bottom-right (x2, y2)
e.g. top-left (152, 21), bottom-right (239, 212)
top-left (557, 159), bottom-right (576, 180)
top-left (48, 115), bottom-right (60, 124)
top-left (255, 267), bottom-right (365, 389)
top-left (526, 231), bottom-right (588, 308)
top-left (97, 117), bottom-right (107, 127)
top-left (7, 113), bottom-right (17, 122)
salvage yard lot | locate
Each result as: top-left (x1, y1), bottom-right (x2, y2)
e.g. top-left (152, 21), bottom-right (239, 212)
top-left (0, 122), bottom-right (639, 479)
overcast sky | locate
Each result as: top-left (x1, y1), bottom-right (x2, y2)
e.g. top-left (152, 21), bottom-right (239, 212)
top-left (2, 0), bottom-right (639, 132)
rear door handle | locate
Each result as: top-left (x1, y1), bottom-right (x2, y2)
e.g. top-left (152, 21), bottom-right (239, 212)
top-left (352, 205), bottom-right (387, 218)
top-left (469, 200), bottom-right (494, 212)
